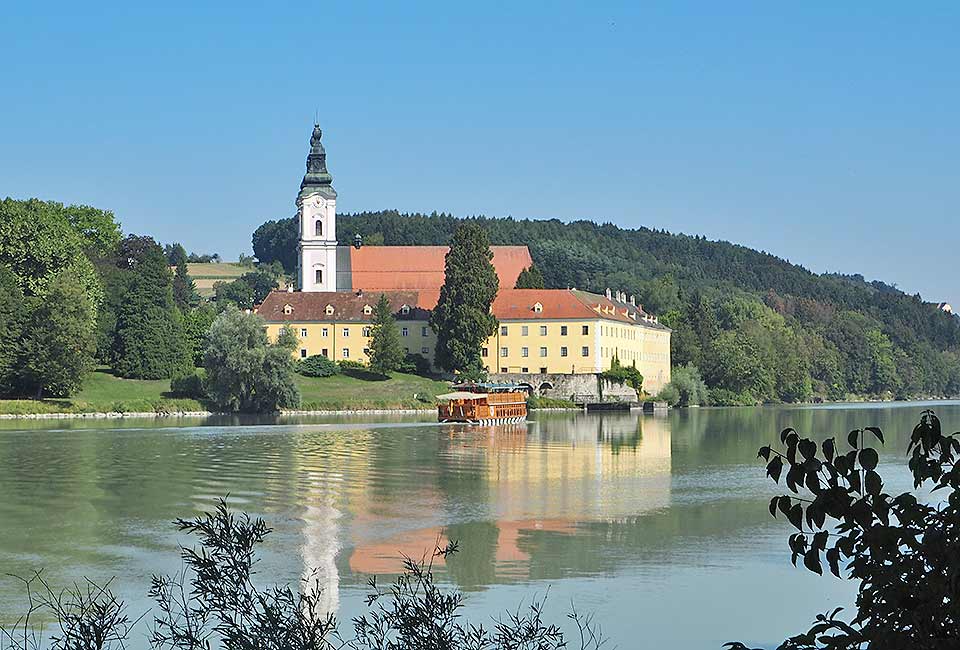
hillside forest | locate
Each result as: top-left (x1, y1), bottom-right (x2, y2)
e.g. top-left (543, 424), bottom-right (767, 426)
top-left (254, 210), bottom-right (960, 405)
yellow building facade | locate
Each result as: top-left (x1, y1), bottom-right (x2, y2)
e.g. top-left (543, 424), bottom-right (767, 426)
top-left (259, 288), bottom-right (671, 395)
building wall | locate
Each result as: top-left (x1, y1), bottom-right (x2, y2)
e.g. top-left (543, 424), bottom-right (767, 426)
top-left (266, 316), bottom-right (671, 394)
top-left (298, 193), bottom-right (338, 292)
top-left (266, 320), bottom-right (435, 364)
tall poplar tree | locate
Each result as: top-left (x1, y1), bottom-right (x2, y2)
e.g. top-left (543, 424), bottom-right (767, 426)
top-left (429, 223), bottom-right (499, 378)
top-left (368, 293), bottom-right (404, 376)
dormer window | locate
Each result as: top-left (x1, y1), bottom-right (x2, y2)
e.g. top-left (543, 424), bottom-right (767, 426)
top-left (362, 305), bottom-right (372, 315)
top-left (400, 304), bottom-right (410, 315)
top-left (325, 304), bottom-right (335, 315)
top-left (532, 302), bottom-right (543, 313)
top-left (283, 304), bottom-right (293, 315)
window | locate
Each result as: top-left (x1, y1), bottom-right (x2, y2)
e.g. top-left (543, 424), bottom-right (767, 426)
top-left (481, 348), bottom-right (488, 358)
top-left (521, 325), bottom-right (529, 336)
top-left (400, 304), bottom-right (410, 315)
top-left (421, 326), bottom-right (429, 337)
top-left (342, 348), bottom-right (350, 359)
top-left (539, 325), bottom-right (547, 336)
top-left (401, 327), bottom-right (409, 337)
top-left (315, 269), bottom-right (323, 284)
top-left (299, 349), bottom-right (307, 358)
top-left (363, 347), bottom-right (370, 355)
top-left (561, 346), bottom-right (568, 357)
top-left (500, 367), bottom-right (508, 373)
top-left (521, 367), bottom-right (529, 373)
top-left (539, 346), bottom-right (547, 357)
top-left (322, 327), bottom-right (329, 337)
top-left (315, 220), bottom-right (323, 237)
top-left (321, 348), bottom-right (328, 357)
top-left (500, 347), bottom-right (508, 357)
top-left (325, 305), bottom-right (334, 315)
top-left (533, 302), bottom-right (543, 313)
top-left (561, 325), bottom-right (568, 336)
top-left (582, 325), bottom-right (589, 335)
top-left (582, 346), bottom-right (590, 357)
top-left (362, 326), bottom-right (371, 337)
top-left (363, 305), bottom-right (372, 315)
top-left (300, 328), bottom-right (308, 338)
top-left (342, 328), bottom-right (349, 337)
top-left (539, 367), bottom-right (547, 374)
top-left (283, 304), bottom-right (293, 315)
top-left (521, 347), bottom-right (529, 358)
top-left (501, 325), bottom-right (508, 336)
top-left (421, 347), bottom-right (429, 355)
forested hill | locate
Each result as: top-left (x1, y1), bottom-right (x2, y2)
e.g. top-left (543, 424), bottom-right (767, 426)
top-left (252, 210), bottom-right (960, 403)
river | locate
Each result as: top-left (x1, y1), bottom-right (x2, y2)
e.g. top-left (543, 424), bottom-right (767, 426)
top-left (0, 402), bottom-right (953, 648)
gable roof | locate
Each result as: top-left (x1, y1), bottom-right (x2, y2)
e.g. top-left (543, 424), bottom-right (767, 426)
top-left (346, 245), bottom-right (532, 292)
top-left (257, 290), bottom-right (431, 323)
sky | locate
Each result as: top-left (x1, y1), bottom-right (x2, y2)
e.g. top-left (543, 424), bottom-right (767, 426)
top-left (2, 2), bottom-right (957, 303)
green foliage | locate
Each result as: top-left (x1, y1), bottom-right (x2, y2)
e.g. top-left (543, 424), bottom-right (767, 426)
top-left (213, 270), bottom-right (278, 310)
top-left (0, 267), bottom-right (27, 395)
top-left (251, 216), bottom-right (298, 273)
top-left (429, 223), bottom-right (499, 379)
top-left (665, 363), bottom-right (709, 406)
top-left (296, 353), bottom-right (340, 377)
top-left (182, 303), bottom-right (217, 366)
top-left (514, 264), bottom-right (545, 289)
top-left (164, 243), bottom-right (188, 266)
top-left (0, 198), bottom-right (104, 311)
top-left (741, 411), bottom-right (960, 649)
top-left (112, 237), bottom-right (192, 379)
top-left (172, 258), bottom-right (197, 311)
top-left (339, 359), bottom-right (367, 370)
top-left (526, 395), bottom-right (579, 409)
top-left (169, 368), bottom-right (206, 398)
top-left (654, 383), bottom-right (680, 406)
top-left (315, 209), bottom-right (960, 402)
top-left (62, 204), bottom-right (122, 258)
top-left (17, 274), bottom-right (96, 398)
top-left (203, 307), bottom-right (301, 412)
top-left (368, 293), bottom-right (405, 375)
top-left (400, 352), bottom-right (433, 377)
top-left (601, 356), bottom-right (644, 394)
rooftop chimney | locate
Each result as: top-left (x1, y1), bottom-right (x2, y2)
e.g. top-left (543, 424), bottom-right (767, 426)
top-left (353, 233), bottom-right (363, 249)
top-left (605, 288), bottom-right (612, 300)
top-left (629, 294), bottom-right (636, 306)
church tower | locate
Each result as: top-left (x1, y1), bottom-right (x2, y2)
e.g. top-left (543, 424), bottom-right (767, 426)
top-left (297, 124), bottom-right (338, 292)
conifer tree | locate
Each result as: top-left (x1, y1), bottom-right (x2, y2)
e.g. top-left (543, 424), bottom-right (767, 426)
top-left (368, 293), bottom-right (404, 376)
top-left (113, 239), bottom-right (191, 379)
top-left (429, 223), bottom-right (499, 378)
top-left (172, 257), bottom-right (197, 311)
top-left (514, 264), bottom-right (545, 289)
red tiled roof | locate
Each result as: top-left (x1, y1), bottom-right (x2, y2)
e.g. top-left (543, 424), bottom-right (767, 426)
top-left (257, 290), bottom-right (430, 323)
top-left (258, 288), bottom-right (669, 329)
top-left (348, 246), bottom-right (532, 291)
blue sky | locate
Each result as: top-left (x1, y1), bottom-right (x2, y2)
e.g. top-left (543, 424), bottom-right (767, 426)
top-left (2, 2), bottom-right (957, 303)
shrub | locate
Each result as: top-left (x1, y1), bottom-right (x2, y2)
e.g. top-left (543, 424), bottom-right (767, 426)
top-left (170, 369), bottom-right (206, 398)
top-left (296, 354), bottom-right (340, 377)
top-left (733, 410), bottom-right (960, 649)
top-left (655, 383), bottom-right (680, 406)
top-left (400, 352), bottom-right (432, 377)
top-left (340, 359), bottom-right (367, 370)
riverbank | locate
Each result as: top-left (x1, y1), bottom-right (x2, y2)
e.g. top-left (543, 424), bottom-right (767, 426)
top-left (0, 368), bottom-right (452, 418)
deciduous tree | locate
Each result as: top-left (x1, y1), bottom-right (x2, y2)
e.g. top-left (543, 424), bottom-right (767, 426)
top-left (368, 293), bottom-right (404, 375)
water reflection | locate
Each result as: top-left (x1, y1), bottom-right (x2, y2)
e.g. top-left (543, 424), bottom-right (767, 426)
top-left (0, 403), bottom-right (957, 648)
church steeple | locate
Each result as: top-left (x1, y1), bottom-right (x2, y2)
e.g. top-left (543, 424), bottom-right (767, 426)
top-left (299, 124), bottom-right (337, 201)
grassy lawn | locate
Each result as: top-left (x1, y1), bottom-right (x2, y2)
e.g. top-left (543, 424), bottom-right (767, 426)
top-left (0, 368), bottom-right (449, 415)
top-left (295, 369), bottom-right (449, 411)
top-left (0, 369), bottom-right (205, 415)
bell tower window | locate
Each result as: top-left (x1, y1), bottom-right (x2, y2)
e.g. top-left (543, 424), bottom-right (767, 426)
top-left (315, 220), bottom-right (323, 237)
top-left (315, 269), bottom-right (323, 284)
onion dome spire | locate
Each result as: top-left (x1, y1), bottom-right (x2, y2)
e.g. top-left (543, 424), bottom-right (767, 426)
top-left (298, 123), bottom-right (337, 201)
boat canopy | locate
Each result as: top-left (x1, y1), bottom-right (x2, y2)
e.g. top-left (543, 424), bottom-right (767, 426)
top-left (436, 391), bottom-right (487, 401)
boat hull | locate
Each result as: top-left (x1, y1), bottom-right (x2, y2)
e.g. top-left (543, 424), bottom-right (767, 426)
top-left (439, 415), bottom-right (527, 425)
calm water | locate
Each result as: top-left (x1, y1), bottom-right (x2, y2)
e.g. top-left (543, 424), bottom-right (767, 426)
top-left (0, 402), bottom-right (954, 648)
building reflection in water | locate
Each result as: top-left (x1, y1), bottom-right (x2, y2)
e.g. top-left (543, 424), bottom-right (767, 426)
top-left (345, 413), bottom-right (672, 586)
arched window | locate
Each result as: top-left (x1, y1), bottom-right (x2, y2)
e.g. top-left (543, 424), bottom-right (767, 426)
top-left (315, 269), bottom-right (323, 284)
top-left (315, 220), bottom-right (323, 237)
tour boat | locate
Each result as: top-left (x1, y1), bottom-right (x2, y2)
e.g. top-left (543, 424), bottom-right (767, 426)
top-left (437, 383), bottom-right (528, 425)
